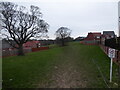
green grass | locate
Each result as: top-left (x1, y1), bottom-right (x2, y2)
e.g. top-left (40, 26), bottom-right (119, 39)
top-left (71, 43), bottom-right (118, 88)
top-left (2, 42), bottom-right (119, 88)
top-left (3, 47), bottom-right (63, 88)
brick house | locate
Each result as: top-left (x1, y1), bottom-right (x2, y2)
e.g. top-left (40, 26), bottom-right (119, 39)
top-left (82, 32), bottom-right (101, 45)
top-left (101, 31), bottom-right (116, 45)
top-left (23, 41), bottom-right (40, 48)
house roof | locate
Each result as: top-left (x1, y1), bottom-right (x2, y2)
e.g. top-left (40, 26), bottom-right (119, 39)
top-left (84, 32), bottom-right (101, 41)
top-left (103, 31), bottom-right (115, 36)
top-left (91, 32), bottom-right (101, 36)
top-left (23, 41), bottom-right (40, 47)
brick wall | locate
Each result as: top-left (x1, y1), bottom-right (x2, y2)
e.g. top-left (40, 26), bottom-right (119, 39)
top-left (32, 47), bottom-right (49, 52)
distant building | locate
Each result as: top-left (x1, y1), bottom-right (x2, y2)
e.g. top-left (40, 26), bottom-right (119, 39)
top-left (2, 40), bottom-right (12, 49)
top-left (74, 36), bottom-right (85, 41)
top-left (39, 39), bottom-right (55, 46)
top-left (23, 41), bottom-right (40, 48)
top-left (103, 31), bottom-right (115, 39)
top-left (2, 39), bottom-right (16, 50)
top-left (101, 31), bottom-right (116, 45)
top-left (82, 32), bottom-right (101, 45)
top-left (1, 40), bottom-right (17, 57)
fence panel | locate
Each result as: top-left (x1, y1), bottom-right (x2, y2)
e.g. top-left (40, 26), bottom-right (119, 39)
top-left (118, 51), bottom-right (120, 63)
top-left (100, 45), bottom-right (120, 65)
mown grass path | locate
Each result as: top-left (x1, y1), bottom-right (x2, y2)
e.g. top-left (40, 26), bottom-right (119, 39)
top-left (3, 42), bottom-right (118, 88)
top-left (38, 42), bottom-right (118, 88)
top-left (47, 43), bottom-right (89, 88)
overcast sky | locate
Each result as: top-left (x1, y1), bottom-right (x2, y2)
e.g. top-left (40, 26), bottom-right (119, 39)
top-left (2, 0), bottom-right (120, 39)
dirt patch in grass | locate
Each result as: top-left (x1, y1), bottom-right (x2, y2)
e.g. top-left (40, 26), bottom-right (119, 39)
top-left (48, 62), bottom-right (87, 88)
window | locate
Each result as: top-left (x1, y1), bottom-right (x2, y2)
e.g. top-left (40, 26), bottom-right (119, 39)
top-left (111, 36), bottom-right (114, 38)
top-left (96, 36), bottom-right (100, 39)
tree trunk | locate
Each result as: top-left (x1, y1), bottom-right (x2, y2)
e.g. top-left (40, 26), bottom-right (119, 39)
top-left (18, 44), bottom-right (24, 56)
top-left (61, 38), bottom-right (64, 46)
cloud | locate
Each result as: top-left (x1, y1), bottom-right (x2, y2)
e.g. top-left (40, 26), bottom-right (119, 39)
top-left (2, 0), bottom-right (119, 3)
top-left (1, 0), bottom-right (119, 38)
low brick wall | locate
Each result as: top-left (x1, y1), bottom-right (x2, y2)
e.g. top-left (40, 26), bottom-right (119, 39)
top-left (100, 45), bottom-right (120, 65)
top-left (32, 47), bottom-right (49, 52)
top-left (80, 41), bottom-right (98, 45)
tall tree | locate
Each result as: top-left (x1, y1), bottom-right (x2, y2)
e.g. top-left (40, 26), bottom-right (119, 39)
top-left (55, 27), bottom-right (71, 46)
top-left (0, 2), bottom-right (49, 56)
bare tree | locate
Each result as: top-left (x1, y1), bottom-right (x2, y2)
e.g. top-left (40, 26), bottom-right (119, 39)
top-left (55, 27), bottom-right (71, 46)
top-left (0, 2), bottom-right (49, 56)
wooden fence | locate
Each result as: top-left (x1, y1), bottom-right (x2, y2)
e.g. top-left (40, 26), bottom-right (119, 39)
top-left (100, 45), bottom-right (120, 65)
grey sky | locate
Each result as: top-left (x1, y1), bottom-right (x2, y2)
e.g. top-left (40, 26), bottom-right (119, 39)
top-left (2, 0), bottom-right (119, 39)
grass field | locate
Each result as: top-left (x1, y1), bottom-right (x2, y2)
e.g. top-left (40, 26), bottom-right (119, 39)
top-left (2, 42), bottom-right (119, 88)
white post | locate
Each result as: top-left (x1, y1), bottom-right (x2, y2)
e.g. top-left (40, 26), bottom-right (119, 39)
top-left (110, 58), bottom-right (113, 82)
top-left (118, 1), bottom-right (120, 36)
